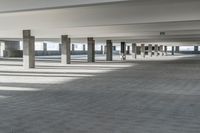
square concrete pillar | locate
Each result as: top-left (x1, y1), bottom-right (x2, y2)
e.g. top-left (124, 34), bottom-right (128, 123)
top-left (106, 40), bottom-right (113, 61)
top-left (172, 46), bottom-right (175, 55)
top-left (83, 44), bottom-right (86, 52)
top-left (23, 30), bottom-right (35, 69)
top-left (194, 46), bottom-right (198, 54)
top-left (113, 46), bottom-right (116, 51)
top-left (154, 44), bottom-right (159, 56)
top-left (100, 45), bottom-right (103, 54)
top-left (61, 35), bottom-right (71, 64)
top-left (164, 46), bottom-right (167, 55)
top-left (87, 37), bottom-right (95, 62)
top-left (43, 43), bottom-right (47, 56)
top-left (160, 45), bottom-right (164, 56)
top-left (103, 45), bottom-right (107, 55)
top-left (3, 41), bottom-right (21, 57)
top-left (148, 44), bottom-right (153, 57)
top-left (132, 43), bottom-right (137, 59)
top-left (141, 44), bottom-right (145, 58)
top-left (175, 46), bottom-right (179, 53)
top-left (120, 42), bottom-right (126, 60)
top-left (127, 46), bottom-right (130, 55)
top-left (59, 44), bottom-right (61, 54)
top-left (72, 44), bottom-right (75, 53)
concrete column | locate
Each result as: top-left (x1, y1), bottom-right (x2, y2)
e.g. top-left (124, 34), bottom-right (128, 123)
top-left (175, 46), bottom-right (179, 53)
top-left (106, 40), bottom-right (113, 61)
top-left (103, 45), bottom-right (107, 55)
top-left (43, 43), bottom-right (47, 56)
top-left (72, 44), bottom-right (75, 54)
top-left (3, 41), bottom-right (21, 57)
top-left (4, 41), bottom-right (20, 50)
top-left (61, 35), bottom-right (71, 64)
top-left (164, 46), bottom-right (167, 55)
top-left (121, 42), bottom-right (126, 60)
top-left (87, 37), bottom-right (95, 62)
top-left (59, 44), bottom-right (61, 54)
top-left (141, 44), bottom-right (145, 58)
top-left (113, 46), bottom-right (116, 51)
top-left (23, 30), bottom-right (35, 68)
top-left (132, 43), bottom-right (137, 59)
top-left (194, 46), bottom-right (199, 54)
top-left (83, 44), bottom-right (86, 52)
top-left (148, 44), bottom-right (153, 57)
top-left (172, 46), bottom-right (175, 55)
top-left (100, 45), bottom-right (103, 54)
top-left (154, 44), bottom-right (159, 56)
top-left (160, 45), bottom-right (164, 56)
top-left (127, 46), bottom-right (130, 55)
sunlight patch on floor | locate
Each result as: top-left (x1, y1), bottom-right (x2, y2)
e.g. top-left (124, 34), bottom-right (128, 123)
top-left (0, 76), bottom-right (79, 84)
top-left (0, 95), bottom-right (9, 99)
top-left (0, 59), bottom-right (135, 85)
top-left (0, 86), bottom-right (41, 91)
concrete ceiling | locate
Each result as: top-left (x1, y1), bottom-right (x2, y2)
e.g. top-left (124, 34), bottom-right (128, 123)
top-left (0, 0), bottom-right (127, 12)
top-left (1, 0), bottom-right (200, 44)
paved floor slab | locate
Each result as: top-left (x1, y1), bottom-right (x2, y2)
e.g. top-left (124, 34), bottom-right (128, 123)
top-left (0, 55), bottom-right (200, 133)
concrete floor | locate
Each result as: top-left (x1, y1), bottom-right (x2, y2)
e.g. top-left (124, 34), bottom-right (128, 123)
top-left (0, 54), bottom-right (200, 133)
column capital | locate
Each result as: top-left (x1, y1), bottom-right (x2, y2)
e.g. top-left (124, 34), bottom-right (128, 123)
top-left (106, 40), bottom-right (112, 43)
top-left (61, 35), bottom-right (69, 39)
top-left (87, 37), bottom-right (94, 41)
top-left (23, 30), bottom-right (31, 38)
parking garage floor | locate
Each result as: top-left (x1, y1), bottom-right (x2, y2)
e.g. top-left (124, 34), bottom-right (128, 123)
top-left (0, 55), bottom-right (200, 133)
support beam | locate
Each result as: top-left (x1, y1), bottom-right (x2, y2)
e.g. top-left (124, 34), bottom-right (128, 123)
top-left (154, 44), bottom-right (159, 56)
top-left (120, 42), bottom-right (126, 60)
top-left (141, 44), bottom-right (145, 58)
top-left (61, 35), bottom-right (71, 64)
top-left (23, 30), bottom-right (35, 69)
top-left (87, 37), bottom-right (95, 62)
top-left (148, 44), bottom-right (153, 57)
top-left (106, 40), bottom-right (113, 61)
top-left (172, 46), bottom-right (175, 55)
top-left (132, 43), bottom-right (137, 59)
